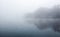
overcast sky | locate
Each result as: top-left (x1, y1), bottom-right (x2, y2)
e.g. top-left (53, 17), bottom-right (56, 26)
top-left (0, 0), bottom-right (60, 13)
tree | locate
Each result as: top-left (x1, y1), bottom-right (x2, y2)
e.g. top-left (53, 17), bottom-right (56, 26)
top-left (25, 5), bottom-right (60, 32)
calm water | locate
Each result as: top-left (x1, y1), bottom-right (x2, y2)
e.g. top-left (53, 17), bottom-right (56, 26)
top-left (0, 24), bottom-right (60, 37)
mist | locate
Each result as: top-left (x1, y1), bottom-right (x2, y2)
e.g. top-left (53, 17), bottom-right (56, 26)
top-left (0, 0), bottom-right (60, 37)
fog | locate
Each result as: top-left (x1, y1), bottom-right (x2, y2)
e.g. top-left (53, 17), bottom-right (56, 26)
top-left (0, 0), bottom-right (60, 37)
